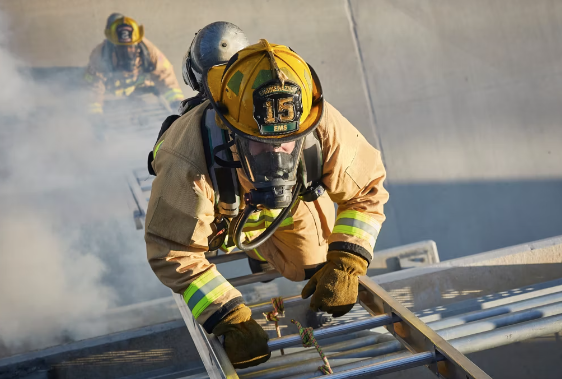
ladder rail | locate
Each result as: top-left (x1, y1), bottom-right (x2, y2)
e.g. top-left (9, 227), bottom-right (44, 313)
top-left (358, 276), bottom-right (491, 379)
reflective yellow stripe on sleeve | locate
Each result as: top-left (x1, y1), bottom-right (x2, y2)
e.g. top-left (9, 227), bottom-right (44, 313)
top-left (164, 88), bottom-right (184, 102)
top-left (153, 140), bottom-right (164, 158)
top-left (88, 102), bottom-right (103, 114)
top-left (183, 270), bottom-right (235, 319)
top-left (332, 210), bottom-right (381, 250)
top-left (158, 53), bottom-right (172, 69)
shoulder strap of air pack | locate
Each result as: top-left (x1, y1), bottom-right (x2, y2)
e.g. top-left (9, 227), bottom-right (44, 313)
top-left (100, 41), bottom-right (115, 75)
top-left (300, 130), bottom-right (325, 202)
top-left (147, 95), bottom-right (208, 176)
top-left (147, 114), bottom-right (180, 176)
top-left (200, 106), bottom-right (241, 218)
top-left (139, 41), bottom-right (156, 73)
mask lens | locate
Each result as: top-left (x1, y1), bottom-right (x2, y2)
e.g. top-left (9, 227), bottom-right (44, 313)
top-left (247, 140), bottom-right (297, 156)
top-left (115, 45), bottom-right (138, 71)
top-left (236, 137), bottom-right (303, 189)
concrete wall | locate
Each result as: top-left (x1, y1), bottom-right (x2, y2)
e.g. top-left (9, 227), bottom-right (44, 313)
top-left (1, 0), bottom-right (562, 260)
top-left (351, 0), bottom-right (562, 259)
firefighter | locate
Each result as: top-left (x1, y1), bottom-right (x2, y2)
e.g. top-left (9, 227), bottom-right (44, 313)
top-left (145, 39), bottom-right (389, 368)
top-left (178, 21), bottom-right (249, 114)
top-left (84, 13), bottom-right (184, 115)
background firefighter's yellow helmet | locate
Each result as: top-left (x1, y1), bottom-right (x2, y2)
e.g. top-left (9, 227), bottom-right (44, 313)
top-left (104, 16), bottom-right (144, 46)
top-left (204, 39), bottom-right (324, 143)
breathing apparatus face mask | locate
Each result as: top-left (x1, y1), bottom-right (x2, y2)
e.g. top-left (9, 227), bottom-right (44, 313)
top-left (115, 44), bottom-right (139, 72)
top-left (236, 136), bottom-right (304, 209)
top-left (201, 42), bottom-right (325, 251)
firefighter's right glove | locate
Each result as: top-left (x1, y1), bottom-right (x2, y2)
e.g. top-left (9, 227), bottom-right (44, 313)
top-left (212, 304), bottom-right (271, 369)
top-left (301, 251), bottom-right (368, 317)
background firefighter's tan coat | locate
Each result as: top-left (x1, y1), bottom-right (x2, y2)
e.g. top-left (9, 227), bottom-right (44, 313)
top-left (84, 38), bottom-right (183, 113)
top-left (145, 100), bottom-right (388, 328)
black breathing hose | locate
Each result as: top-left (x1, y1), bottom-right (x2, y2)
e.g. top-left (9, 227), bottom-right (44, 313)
top-left (233, 182), bottom-right (303, 251)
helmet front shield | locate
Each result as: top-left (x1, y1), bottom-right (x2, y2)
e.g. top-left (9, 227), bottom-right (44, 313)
top-left (202, 40), bottom-right (325, 144)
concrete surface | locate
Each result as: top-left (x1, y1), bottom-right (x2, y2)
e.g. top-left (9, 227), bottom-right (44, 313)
top-left (1, 0), bottom-right (561, 261)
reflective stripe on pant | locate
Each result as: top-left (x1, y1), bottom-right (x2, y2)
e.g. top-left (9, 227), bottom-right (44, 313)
top-left (253, 248), bottom-right (267, 261)
top-left (114, 85), bottom-right (137, 96)
top-left (239, 194), bottom-right (335, 282)
top-left (243, 208), bottom-right (294, 231)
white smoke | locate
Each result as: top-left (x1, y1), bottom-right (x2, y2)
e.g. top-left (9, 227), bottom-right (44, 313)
top-left (0, 11), bottom-right (162, 357)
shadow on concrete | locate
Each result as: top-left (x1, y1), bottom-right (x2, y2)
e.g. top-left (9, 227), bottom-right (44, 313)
top-left (379, 179), bottom-right (562, 261)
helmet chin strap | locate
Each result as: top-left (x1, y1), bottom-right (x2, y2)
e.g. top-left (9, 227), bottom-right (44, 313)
top-left (233, 181), bottom-right (302, 251)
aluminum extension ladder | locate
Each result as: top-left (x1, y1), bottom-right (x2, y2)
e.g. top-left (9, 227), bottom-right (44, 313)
top-left (172, 261), bottom-right (562, 379)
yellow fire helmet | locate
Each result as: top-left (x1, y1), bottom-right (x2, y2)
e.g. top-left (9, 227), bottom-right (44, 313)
top-left (203, 39), bottom-right (324, 143)
top-left (105, 16), bottom-right (144, 46)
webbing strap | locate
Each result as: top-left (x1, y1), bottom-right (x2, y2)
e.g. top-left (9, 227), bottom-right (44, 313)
top-left (302, 130), bottom-right (323, 187)
top-left (200, 107), bottom-right (240, 214)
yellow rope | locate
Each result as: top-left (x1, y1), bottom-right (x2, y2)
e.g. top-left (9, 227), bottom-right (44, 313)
top-left (264, 297), bottom-right (285, 355)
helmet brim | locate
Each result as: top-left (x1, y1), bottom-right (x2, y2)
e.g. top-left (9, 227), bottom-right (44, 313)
top-left (203, 63), bottom-right (324, 144)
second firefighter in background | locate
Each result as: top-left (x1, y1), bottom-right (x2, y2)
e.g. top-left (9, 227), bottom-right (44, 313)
top-left (84, 13), bottom-right (184, 115)
top-left (145, 23), bottom-right (389, 369)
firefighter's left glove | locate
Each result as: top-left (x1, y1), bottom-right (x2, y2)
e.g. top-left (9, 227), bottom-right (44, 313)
top-left (301, 251), bottom-right (368, 317)
top-left (212, 304), bottom-right (271, 369)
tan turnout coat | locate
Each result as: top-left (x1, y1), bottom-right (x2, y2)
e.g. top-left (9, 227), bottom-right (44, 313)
top-left (145, 100), bottom-right (388, 333)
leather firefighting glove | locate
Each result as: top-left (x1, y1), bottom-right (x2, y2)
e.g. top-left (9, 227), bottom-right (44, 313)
top-left (301, 251), bottom-right (368, 317)
top-left (212, 304), bottom-right (271, 369)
